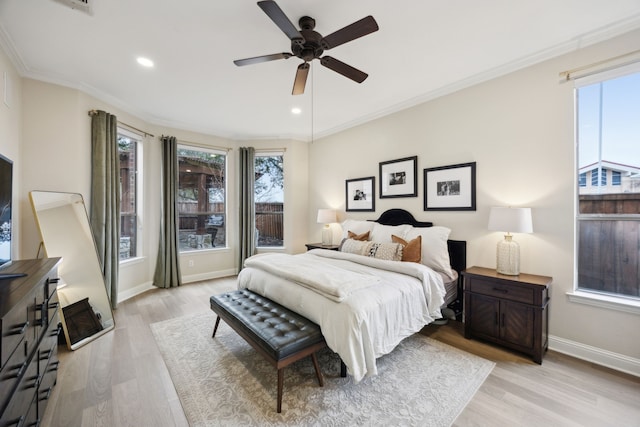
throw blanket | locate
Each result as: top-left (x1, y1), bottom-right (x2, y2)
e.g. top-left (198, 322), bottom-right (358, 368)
top-left (243, 252), bottom-right (381, 302)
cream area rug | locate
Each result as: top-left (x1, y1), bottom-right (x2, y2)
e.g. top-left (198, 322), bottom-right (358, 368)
top-left (150, 312), bottom-right (494, 427)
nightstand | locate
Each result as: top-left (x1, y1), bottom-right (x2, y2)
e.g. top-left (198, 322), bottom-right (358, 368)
top-left (462, 266), bottom-right (551, 364)
top-left (305, 243), bottom-right (340, 251)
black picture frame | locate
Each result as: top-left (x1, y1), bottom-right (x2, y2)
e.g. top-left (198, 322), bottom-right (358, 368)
top-left (424, 162), bottom-right (477, 211)
top-left (346, 176), bottom-right (375, 212)
top-left (379, 156), bottom-right (418, 198)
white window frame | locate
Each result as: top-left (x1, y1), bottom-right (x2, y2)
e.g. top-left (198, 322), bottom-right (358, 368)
top-left (117, 127), bottom-right (143, 262)
top-left (569, 62), bottom-right (640, 314)
top-left (255, 151), bottom-right (285, 249)
top-left (177, 144), bottom-right (228, 252)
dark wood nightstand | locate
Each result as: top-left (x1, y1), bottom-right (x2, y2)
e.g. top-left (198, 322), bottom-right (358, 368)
top-left (462, 266), bottom-right (551, 364)
top-left (305, 243), bottom-right (340, 251)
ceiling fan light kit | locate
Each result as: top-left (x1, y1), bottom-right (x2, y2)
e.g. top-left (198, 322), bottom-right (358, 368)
top-left (234, 0), bottom-right (379, 95)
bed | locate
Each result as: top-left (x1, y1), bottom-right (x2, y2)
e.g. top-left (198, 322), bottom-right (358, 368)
top-left (237, 209), bottom-right (466, 382)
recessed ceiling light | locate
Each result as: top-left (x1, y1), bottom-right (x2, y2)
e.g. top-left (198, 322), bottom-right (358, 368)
top-left (136, 57), bottom-right (154, 68)
top-left (291, 107), bottom-right (302, 115)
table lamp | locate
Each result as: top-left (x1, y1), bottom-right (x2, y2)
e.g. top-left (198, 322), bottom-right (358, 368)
top-left (316, 209), bottom-right (337, 246)
top-left (488, 207), bottom-right (533, 275)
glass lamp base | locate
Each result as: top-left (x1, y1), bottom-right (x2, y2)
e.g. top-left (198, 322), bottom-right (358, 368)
top-left (321, 226), bottom-right (332, 246)
top-left (496, 236), bottom-right (520, 275)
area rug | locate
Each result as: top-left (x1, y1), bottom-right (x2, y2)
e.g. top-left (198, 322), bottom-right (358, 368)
top-left (150, 312), bottom-right (494, 427)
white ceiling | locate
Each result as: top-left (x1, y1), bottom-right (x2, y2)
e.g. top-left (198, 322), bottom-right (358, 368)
top-left (1, 0), bottom-right (640, 141)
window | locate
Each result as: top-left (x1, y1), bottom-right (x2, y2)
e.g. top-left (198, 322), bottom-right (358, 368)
top-left (612, 170), bottom-right (621, 186)
top-left (576, 67), bottom-right (640, 300)
top-left (589, 168), bottom-right (606, 186)
top-left (255, 153), bottom-right (284, 247)
top-left (579, 172), bottom-right (586, 187)
top-left (177, 146), bottom-right (226, 251)
top-left (118, 129), bottom-right (141, 260)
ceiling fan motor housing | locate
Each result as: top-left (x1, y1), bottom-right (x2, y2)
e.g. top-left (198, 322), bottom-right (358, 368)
top-left (292, 16), bottom-right (324, 61)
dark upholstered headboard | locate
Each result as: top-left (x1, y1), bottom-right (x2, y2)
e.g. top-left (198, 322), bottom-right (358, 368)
top-left (371, 209), bottom-right (467, 275)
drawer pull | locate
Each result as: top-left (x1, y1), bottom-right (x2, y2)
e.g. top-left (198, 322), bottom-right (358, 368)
top-left (501, 313), bottom-right (506, 327)
top-left (13, 360), bottom-right (28, 379)
top-left (5, 415), bottom-right (25, 427)
top-left (11, 321), bottom-right (30, 336)
top-left (40, 386), bottom-right (54, 401)
top-left (492, 287), bottom-right (509, 294)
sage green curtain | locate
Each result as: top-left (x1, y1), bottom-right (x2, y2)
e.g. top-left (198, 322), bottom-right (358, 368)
top-left (238, 146), bottom-right (256, 270)
top-left (90, 110), bottom-right (120, 308)
top-left (153, 136), bottom-right (182, 288)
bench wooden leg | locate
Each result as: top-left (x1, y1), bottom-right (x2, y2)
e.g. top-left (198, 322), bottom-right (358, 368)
top-left (212, 316), bottom-right (221, 338)
top-left (277, 368), bottom-right (284, 413)
top-left (310, 353), bottom-right (324, 386)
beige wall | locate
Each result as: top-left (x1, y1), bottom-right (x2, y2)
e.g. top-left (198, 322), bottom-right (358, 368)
top-left (308, 29), bottom-right (640, 368)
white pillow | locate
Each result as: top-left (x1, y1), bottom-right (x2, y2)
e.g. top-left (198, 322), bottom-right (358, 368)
top-left (341, 219), bottom-right (375, 240)
top-left (369, 223), bottom-right (412, 243)
top-left (404, 226), bottom-right (454, 280)
top-left (340, 239), bottom-right (403, 261)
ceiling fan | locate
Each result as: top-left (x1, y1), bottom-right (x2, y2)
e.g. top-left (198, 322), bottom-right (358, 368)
top-left (234, 0), bottom-right (379, 95)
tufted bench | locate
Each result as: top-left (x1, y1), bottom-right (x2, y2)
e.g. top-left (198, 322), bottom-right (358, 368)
top-left (210, 289), bottom-right (327, 413)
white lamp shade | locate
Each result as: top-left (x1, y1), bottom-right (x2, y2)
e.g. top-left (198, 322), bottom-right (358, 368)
top-left (488, 207), bottom-right (533, 234)
top-left (317, 209), bottom-right (337, 224)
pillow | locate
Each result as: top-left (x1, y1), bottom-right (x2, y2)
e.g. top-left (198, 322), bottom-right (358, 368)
top-left (404, 226), bottom-right (455, 280)
top-left (340, 239), bottom-right (403, 261)
top-left (369, 223), bottom-right (412, 243)
top-left (341, 219), bottom-right (375, 240)
top-left (347, 230), bottom-right (370, 241)
top-left (391, 234), bottom-right (422, 263)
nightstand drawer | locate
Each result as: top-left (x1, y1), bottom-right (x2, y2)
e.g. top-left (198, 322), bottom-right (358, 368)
top-left (468, 278), bottom-right (535, 304)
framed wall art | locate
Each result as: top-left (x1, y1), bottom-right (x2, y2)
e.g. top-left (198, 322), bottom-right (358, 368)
top-left (379, 156), bottom-right (417, 198)
top-left (424, 162), bottom-right (476, 211)
top-left (346, 176), bottom-right (375, 212)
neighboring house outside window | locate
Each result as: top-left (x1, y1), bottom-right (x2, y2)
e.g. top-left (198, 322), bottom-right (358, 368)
top-left (118, 129), bottom-right (142, 261)
top-left (575, 68), bottom-right (640, 302)
top-left (177, 145), bottom-right (226, 252)
top-left (255, 153), bottom-right (284, 248)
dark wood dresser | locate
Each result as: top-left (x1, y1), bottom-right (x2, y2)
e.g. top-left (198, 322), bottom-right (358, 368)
top-left (0, 258), bottom-right (61, 426)
top-left (462, 266), bottom-right (551, 364)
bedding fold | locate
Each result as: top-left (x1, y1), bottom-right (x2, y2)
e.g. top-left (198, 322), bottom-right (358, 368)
top-left (243, 252), bottom-right (381, 302)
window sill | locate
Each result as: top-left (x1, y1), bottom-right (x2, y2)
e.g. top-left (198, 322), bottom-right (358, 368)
top-left (120, 256), bottom-right (145, 266)
top-left (567, 290), bottom-right (640, 315)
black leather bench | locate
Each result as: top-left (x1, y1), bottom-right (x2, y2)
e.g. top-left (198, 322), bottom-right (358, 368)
top-left (210, 289), bottom-right (327, 413)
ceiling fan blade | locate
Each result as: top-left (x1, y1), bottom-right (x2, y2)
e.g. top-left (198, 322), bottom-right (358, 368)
top-left (233, 52), bottom-right (292, 66)
top-left (321, 15), bottom-right (379, 50)
top-left (292, 63), bottom-right (310, 95)
top-left (320, 56), bottom-right (368, 83)
top-left (258, 1), bottom-right (304, 45)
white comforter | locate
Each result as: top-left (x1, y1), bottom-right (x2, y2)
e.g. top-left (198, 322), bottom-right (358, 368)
top-left (237, 249), bottom-right (446, 382)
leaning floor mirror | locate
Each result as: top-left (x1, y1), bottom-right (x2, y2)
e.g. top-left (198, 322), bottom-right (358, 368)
top-left (30, 191), bottom-right (115, 350)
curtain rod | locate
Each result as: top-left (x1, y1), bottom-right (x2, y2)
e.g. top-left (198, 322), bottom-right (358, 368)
top-left (88, 110), bottom-right (155, 137)
top-left (559, 49), bottom-right (640, 82)
top-left (174, 137), bottom-right (232, 152)
top-left (255, 147), bottom-right (287, 153)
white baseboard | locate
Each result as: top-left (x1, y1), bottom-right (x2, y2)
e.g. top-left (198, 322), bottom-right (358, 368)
top-left (182, 268), bottom-right (237, 284)
top-left (549, 335), bottom-right (640, 377)
top-left (117, 281), bottom-right (154, 304)
top-left (117, 269), bottom-right (238, 304)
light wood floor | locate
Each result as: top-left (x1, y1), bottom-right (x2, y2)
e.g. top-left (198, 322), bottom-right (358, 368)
top-left (42, 277), bottom-right (640, 427)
